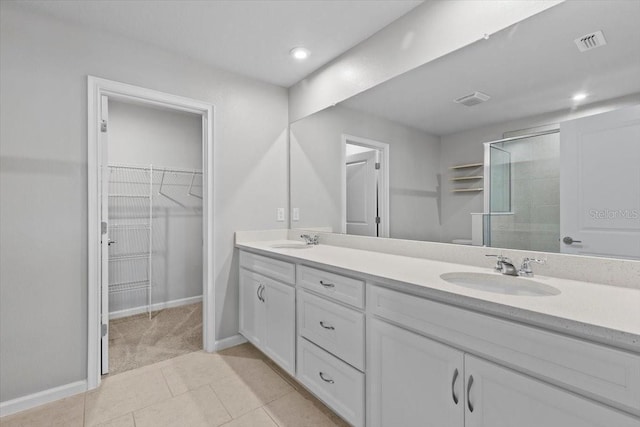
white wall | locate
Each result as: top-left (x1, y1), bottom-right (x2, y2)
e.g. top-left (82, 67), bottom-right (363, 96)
top-left (109, 101), bottom-right (203, 169)
top-left (108, 101), bottom-right (203, 313)
top-left (288, 0), bottom-right (563, 122)
top-left (291, 105), bottom-right (441, 241)
top-left (0, 5), bottom-right (288, 403)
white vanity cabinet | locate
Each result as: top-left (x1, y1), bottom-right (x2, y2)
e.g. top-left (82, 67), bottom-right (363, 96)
top-left (239, 251), bottom-right (295, 375)
top-left (237, 247), bottom-right (640, 427)
top-left (464, 355), bottom-right (640, 427)
top-left (368, 284), bottom-right (640, 427)
top-left (367, 317), bottom-right (464, 426)
top-left (368, 317), bottom-right (639, 427)
top-left (296, 265), bottom-right (366, 427)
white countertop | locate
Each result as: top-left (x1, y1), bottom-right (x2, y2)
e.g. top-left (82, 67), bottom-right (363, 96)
top-left (237, 240), bottom-right (640, 353)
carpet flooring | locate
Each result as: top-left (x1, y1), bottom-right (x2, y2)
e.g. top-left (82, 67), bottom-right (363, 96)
top-left (107, 302), bottom-right (202, 376)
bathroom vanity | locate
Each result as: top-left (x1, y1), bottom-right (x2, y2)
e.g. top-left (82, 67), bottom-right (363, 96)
top-left (237, 238), bottom-right (640, 427)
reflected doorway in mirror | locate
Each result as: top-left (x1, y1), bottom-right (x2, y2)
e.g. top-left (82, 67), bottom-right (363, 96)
top-left (341, 134), bottom-right (390, 237)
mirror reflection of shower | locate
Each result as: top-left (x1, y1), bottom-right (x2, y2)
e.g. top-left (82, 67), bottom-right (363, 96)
top-left (485, 130), bottom-right (561, 252)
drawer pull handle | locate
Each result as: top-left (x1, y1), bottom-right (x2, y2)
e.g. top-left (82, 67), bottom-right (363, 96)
top-left (319, 372), bottom-right (334, 384)
top-left (320, 280), bottom-right (335, 288)
top-left (259, 285), bottom-right (265, 302)
top-left (256, 284), bottom-right (262, 302)
top-left (451, 368), bottom-right (459, 404)
top-left (319, 321), bottom-right (335, 330)
top-left (467, 375), bottom-right (474, 413)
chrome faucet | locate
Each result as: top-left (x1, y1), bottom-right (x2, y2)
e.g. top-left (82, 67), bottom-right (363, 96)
top-left (518, 257), bottom-right (546, 277)
top-left (300, 234), bottom-right (319, 245)
top-left (486, 254), bottom-right (518, 276)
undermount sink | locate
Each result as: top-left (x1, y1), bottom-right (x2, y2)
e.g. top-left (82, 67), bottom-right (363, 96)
top-left (270, 242), bottom-right (313, 249)
top-left (440, 272), bottom-right (560, 296)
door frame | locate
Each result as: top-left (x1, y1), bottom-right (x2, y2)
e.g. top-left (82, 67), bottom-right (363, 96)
top-left (340, 134), bottom-right (390, 237)
top-left (87, 76), bottom-right (215, 390)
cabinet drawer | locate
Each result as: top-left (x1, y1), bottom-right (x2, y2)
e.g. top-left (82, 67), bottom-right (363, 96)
top-left (298, 338), bottom-right (365, 427)
top-left (369, 284), bottom-right (640, 415)
top-left (298, 265), bottom-right (364, 308)
top-left (298, 290), bottom-right (365, 370)
top-left (239, 250), bottom-right (295, 285)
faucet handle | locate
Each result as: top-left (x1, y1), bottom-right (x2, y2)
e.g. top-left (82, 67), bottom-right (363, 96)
top-left (300, 233), bottom-right (319, 245)
top-left (486, 254), bottom-right (510, 271)
top-left (519, 257), bottom-right (546, 277)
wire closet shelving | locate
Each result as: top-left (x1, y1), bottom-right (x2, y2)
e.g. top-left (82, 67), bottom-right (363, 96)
top-left (107, 164), bottom-right (203, 318)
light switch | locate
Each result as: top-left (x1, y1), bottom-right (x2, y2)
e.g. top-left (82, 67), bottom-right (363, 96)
top-left (292, 207), bottom-right (300, 221)
top-left (277, 208), bottom-right (285, 222)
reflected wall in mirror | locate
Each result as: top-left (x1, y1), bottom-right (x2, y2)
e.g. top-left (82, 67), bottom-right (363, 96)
top-left (290, 0), bottom-right (640, 259)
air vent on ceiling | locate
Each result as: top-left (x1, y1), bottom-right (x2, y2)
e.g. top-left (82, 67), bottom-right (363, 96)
top-left (574, 30), bottom-right (607, 52)
top-left (454, 91), bottom-right (491, 107)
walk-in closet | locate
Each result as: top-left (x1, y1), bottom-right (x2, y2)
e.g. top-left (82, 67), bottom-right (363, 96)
top-left (105, 100), bottom-right (203, 375)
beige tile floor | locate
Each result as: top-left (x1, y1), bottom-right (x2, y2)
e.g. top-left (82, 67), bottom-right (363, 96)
top-left (0, 344), bottom-right (350, 427)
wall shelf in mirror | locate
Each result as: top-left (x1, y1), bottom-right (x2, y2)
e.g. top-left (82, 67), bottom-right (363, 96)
top-left (449, 162), bottom-right (483, 170)
top-left (450, 162), bottom-right (484, 193)
top-left (451, 188), bottom-right (483, 193)
top-left (450, 176), bottom-right (483, 181)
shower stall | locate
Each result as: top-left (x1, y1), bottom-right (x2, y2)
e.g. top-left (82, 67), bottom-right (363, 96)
top-left (485, 130), bottom-right (561, 252)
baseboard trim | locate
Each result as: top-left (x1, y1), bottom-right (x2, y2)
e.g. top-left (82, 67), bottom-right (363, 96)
top-left (109, 295), bottom-right (203, 319)
top-left (213, 334), bottom-right (247, 352)
top-left (0, 380), bottom-right (87, 418)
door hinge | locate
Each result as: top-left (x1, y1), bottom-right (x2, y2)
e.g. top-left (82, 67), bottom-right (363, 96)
top-left (101, 323), bottom-right (108, 337)
top-left (101, 221), bottom-right (108, 235)
top-left (101, 120), bottom-right (108, 133)
top-left (375, 162), bottom-right (380, 170)
top-left (375, 216), bottom-right (381, 224)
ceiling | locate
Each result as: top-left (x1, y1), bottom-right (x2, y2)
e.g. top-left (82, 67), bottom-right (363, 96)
top-left (342, 0), bottom-right (640, 136)
top-left (7, 0), bottom-right (423, 88)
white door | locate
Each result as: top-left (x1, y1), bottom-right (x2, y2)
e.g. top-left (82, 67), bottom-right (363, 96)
top-left (464, 355), bottom-right (639, 427)
top-left (367, 318), bottom-right (464, 427)
top-left (346, 150), bottom-right (378, 236)
top-left (99, 95), bottom-right (110, 374)
top-left (263, 280), bottom-right (295, 375)
top-left (560, 105), bottom-right (640, 259)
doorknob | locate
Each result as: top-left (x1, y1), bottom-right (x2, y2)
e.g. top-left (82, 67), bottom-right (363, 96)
top-left (108, 239), bottom-right (117, 246)
top-left (562, 236), bottom-right (582, 245)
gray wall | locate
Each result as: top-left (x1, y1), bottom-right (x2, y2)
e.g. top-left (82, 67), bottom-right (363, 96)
top-left (109, 101), bottom-right (203, 313)
top-left (0, 5), bottom-right (288, 402)
top-left (291, 105), bottom-right (441, 241)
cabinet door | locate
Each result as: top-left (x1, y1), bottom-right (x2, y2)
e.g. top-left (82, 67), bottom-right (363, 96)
top-left (263, 279), bottom-right (296, 375)
top-left (465, 355), bottom-right (640, 427)
top-left (239, 268), bottom-right (266, 347)
top-left (367, 318), bottom-right (464, 427)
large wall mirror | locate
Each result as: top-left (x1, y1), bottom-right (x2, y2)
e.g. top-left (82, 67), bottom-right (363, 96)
top-left (290, 0), bottom-right (640, 260)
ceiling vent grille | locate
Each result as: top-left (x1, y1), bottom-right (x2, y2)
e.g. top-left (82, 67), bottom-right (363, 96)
top-left (574, 30), bottom-right (607, 52)
top-left (454, 91), bottom-right (491, 107)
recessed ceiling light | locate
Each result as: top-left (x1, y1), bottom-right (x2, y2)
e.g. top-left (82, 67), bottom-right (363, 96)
top-left (573, 92), bottom-right (587, 101)
top-left (290, 47), bottom-right (310, 60)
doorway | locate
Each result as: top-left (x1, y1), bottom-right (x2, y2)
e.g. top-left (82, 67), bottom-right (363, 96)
top-left (341, 134), bottom-right (390, 237)
top-left (87, 77), bottom-right (215, 390)
top-left (105, 101), bottom-right (204, 375)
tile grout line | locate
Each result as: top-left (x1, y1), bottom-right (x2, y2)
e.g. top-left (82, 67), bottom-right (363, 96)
top-left (205, 384), bottom-right (233, 426)
top-left (261, 390), bottom-right (300, 427)
top-left (82, 391), bottom-right (87, 427)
